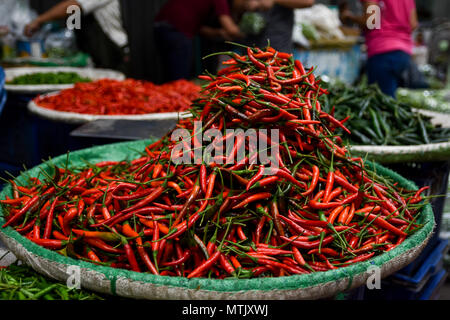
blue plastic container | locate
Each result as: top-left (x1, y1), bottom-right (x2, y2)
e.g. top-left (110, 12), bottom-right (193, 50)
top-left (392, 238), bottom-right (449, 290)
top-left (0, 66), bottom-right (5, 88)
top-left (16, 39), bottom-right (45, 58)
top-left (365, 238), bottom-right (449, 300)
top-left (418, 269), bottom-right (448, 300)
top-left (0, 89), bottom-right (6, 117)
top-left (0, 67), bottom-right (6, 117)
top-left (385, 161), bottom-right (450, 274)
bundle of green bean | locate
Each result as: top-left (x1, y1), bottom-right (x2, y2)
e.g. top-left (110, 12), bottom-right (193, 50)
top-left (0, 263), bottom-right (104, 300)
top-left (7, 72), bottom-right (91, 85)
top-left (320, 82), bottom-right (450, 145)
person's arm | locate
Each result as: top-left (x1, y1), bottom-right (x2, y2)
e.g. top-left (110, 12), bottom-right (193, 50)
top-left (410, 8), bottom-right (418, 31)
top-left (255, 0), bottom-right (314, 10)
top-left (24, 0), bottom-right (114, 37)
top-left (199, 26), bottom-right (232, 41)
top-left (24, 0), bottom-right (80, 37)
top-left (274, 0), bottom-right (314, 9)
top-left (340, 1), bottom-right (377, 29)
top-left (218, 14), bottom-right (244, 39)
top-left (210, 0), bottom-right (243, 39)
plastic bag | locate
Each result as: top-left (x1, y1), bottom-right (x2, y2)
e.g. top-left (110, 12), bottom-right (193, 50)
top-left (239, 12), bottom-right (266, 36)
top-left (0, 0), bottom-right (16, 30)
top-left (293, 4), bottom-right (345, 41)
top-left (9, 0), bottom-right (38, 40)
top-left (292, 24), bottom-right (310, 48)
top-left (44, 29), bottom-right (78, 58)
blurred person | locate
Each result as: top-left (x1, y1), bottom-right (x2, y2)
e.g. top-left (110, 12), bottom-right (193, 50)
top-left (234, 0), bottom-right (315, 53)
top-left (24, 0), bottom-right (130, 74)
top-left (340, 0), bottom-right (418, 97)
top-left (154, 0), bottom-right (243, 83)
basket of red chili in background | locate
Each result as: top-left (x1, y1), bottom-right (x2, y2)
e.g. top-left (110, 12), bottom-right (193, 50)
top-left (0, 46), bottom-right (435, 300)
top-left (27, 78), bottom-right (202, 124)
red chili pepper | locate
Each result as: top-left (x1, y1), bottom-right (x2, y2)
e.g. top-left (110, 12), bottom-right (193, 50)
top-left (28, 238), bottom-right (65, 249)
top-left (84, 238), bottom-right (124, 254)
top-left (173, 184), bottom-right (201, 226)
top-left (323, 171), bottom-right (335, 203)
top-left (342, 252), bottom-right (376, 265)
top-left (247, 47), bottom-right (266, 69)
top-left (0, 196), bottom-right (30, 205)
top-left (199, 164), bottom-right (207, 194)
top-left (187, 250), bottom-right (221, 279)
top-left (72, 229), bottom-right (120, 242)
top-left (43, 196), bottom-right (59, 239)
top-left (35, 79), bottom-right (201, 115)
top-left (161, 250), bottom-right (191, 267)
top-left (85, 246), bottom-right (102, 263)
top-left (229, 256), bottom-right (242, 269)
top-left (0, 45), bottom-right (427, 280)
top-left (236, 225), bottom-right (247, 241)
top-left (357, 212), bottom-right (408, 237)
top-left (292, 247), bottom-right (306, 266)
top-left (232, 192), bottom-right (272, 209)
top-left (3, 191), bottom-right (46, 228)
top-left (308, 247), bottom-right (339, 257)
top-left (122, 222), bottom-right (158, 274)
top-left (301, 165), bottom-right (320, 196)
top-left (246, 165), bottom-right (265, 190)
top-left (118, 186), bottom-right (165, 215)
top-left (281, 235), bottom-right (334, 249)
top-left (63, 207), bottom-right (78, 234)
top-left (279, 215), bottom-right (315, 237)
top-left (123, 242), bottom-right (141, 272)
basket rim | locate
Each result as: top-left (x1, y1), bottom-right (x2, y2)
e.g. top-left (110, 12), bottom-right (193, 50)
top-left (0, 139), bottom-right (435, 293)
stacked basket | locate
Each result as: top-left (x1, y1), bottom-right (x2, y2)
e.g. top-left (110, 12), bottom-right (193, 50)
top-left (0, 66), bottom-right (6, 117)
top-left (0, 140), bottom-right (436, 300)
top-left (348, 95), bottom-right (450, 300)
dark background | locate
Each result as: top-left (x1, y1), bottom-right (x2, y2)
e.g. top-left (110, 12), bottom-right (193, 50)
top-left (31, 0), bottom-right (168, 82)
top-left (30, 0), bottom-right (447, 82)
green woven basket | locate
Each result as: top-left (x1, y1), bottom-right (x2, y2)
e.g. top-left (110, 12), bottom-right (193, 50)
top-left (0, 140), bottom-right (435, 300)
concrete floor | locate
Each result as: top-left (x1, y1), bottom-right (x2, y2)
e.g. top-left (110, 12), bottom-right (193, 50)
top-left (437, 180), bottom-right (450, 300)
top-left (439, 278), bottom-right (450, 300)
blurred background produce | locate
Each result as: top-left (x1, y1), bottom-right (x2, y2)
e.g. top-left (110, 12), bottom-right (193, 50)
top-left (1, 0), bottom-right (450, 303)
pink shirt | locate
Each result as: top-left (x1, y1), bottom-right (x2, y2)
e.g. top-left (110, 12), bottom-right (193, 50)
top-left (361, 0), bottom-right (416, 58)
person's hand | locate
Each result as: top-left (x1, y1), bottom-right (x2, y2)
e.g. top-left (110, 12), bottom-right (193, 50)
top-left (245, 0), bottom-right (262, 11)
top-left (339, 9), bottom-right (353, 23)
top-left (0, 26), bottom-right (9, 37)
top-left (258, 0), bottom-right (275, 11)
top-left (227, 25), bottom-right (245, 39)
top-left (219, 15), bottom-right (245, 39)
top-left (244, 0), bottom-right (274, 12)
top-left (216, 29), bottom-right (231, 41)
top-left (24, 19), bottom-right (42, 37)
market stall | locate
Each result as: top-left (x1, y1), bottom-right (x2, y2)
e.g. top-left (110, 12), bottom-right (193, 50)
top-left (292, 4), bottom-right (363, 85)
top-left (0, 46), bottom-right (437, 301)
top-left (319, 81), bottom-right (450, 298)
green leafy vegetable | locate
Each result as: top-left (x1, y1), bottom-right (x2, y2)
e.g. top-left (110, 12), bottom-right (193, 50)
top-left (320, 82), bottom-right (450, 145)
top-left (8, 72), bottom-right (91, 85)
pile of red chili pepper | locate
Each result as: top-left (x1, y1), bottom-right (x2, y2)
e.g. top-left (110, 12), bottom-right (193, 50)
top-left (1, 45), bottom-right (428, 279)
top-left (34, 78), bottom-right (201, 115)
